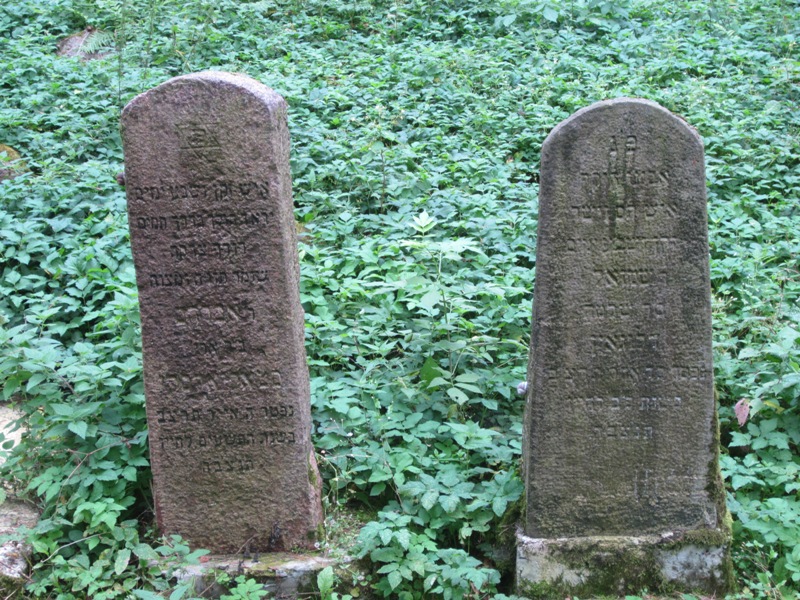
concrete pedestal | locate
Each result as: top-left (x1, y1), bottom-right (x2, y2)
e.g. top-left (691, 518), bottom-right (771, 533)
top-left (516, 529), bottom-right (733, 598)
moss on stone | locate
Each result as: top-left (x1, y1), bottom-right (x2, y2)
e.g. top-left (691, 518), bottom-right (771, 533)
top-left (666, 527), bottom-right (728, 548)
top-left (517, 528), bottom-right (735, 599)
top-left (244, 552), bottom-right (298, 579)
top-left (516, 393), bottom-right (735, 597)
top-left (0, 573), bottom-right (26, 598)
top-left (717, 544), bottom-right (737, 594)
top-left (707, 392), bottom-right (731, 524)
top-left (517, 578), bottom-right (568, 599)
top-left (308, 456), bottom-right (319, 489)
top-left (546, 539), bottom-right (667, 597)
top-left (314, 521), bottom-right (326, 543)
top-left (700, 388), bottom-right (736, 594)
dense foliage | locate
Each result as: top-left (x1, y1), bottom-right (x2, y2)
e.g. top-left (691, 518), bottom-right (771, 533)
top-left (0, 0), bottom-right (797, 597)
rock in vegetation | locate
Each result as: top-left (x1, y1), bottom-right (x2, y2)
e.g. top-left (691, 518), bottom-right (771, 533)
top-left (56, 26), bottom-right (111, 60)
top-left (0, 145), bottom-right (25, 182)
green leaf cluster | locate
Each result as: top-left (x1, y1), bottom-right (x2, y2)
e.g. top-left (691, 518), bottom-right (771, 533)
top-left (1, 0), bottom-right (798, 597)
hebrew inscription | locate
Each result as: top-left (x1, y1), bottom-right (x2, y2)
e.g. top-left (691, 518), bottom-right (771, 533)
top-left (524, 99), bottom-right (721, 537)
top-left (122, 71), bottom-right (322, 553)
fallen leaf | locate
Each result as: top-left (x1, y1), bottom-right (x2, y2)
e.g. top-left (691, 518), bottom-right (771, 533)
top-left (734, 398), bottom-right (750, 426)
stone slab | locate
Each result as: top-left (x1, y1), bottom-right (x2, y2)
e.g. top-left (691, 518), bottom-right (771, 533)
top-left (121, 71), bottom-right (323, 553)
top-left (174, 553), bottom-right (342, 599)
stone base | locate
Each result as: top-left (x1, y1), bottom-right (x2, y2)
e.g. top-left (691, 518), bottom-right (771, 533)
top-left (175, 552), bottom-right (345, 598)
top-left (515, 529), bottom-right (733, 598)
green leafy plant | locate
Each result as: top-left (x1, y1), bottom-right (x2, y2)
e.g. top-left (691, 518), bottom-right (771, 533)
top-left (218, 575), bottom-right (270, 600)
top-left (1, 0), bottom-right (798, 597)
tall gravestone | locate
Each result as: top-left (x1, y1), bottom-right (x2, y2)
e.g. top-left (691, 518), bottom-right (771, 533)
top-left (122, 72), bottom-right (323, 553)
top-left (517, 99), bottom-right (731, 596)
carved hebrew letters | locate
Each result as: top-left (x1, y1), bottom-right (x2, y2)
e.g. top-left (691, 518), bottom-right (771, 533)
top-left (122, 72), bottom-right (322, 553)
top-left (524, 99), bottom-right (718, 537)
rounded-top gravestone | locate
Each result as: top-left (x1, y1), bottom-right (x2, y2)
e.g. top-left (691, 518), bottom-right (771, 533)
top-left (517, 98), bottom-right (731, 596)
top-left (121, 71), bottom-right (323, 553)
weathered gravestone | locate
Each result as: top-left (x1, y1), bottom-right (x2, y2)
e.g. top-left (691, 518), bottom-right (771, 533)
top-left (517, 98), bottom-right (732, 596)
top-left (121, 72), bottom-right (323, 553)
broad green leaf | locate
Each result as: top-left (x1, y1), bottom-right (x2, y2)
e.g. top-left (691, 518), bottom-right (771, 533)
top-left (51, 404), bottom-right (76, 417)
top-left (427, 377), bottom-right (450, 389)
top-left (738, 347), bottom-right (761, 360)
top-left (169, 583), bottom-right (193, 600)
top-left (114, 548), bottom-right (131, 575)
top-left (394, 528), bottom-right (411, 550)
top-left (492, 496), bottom-right (508, 517)
top-left (418, 289), bottom-right (440, 312)
top-left (454, 373), bottom-right (480, 383)
top-left (132, 544), bottom-right (159, 561)
top-left (133, 591), bottom-right (165, 600)
top-left (419, 356), bottom-right (440, 386)
top-left (371, 547), bottom-right (402, 563)
top-left (731, 474), bottom-right (755, 490)
top-left (424, 575), bottom-right (437, 591)
top-left (447, 387), bottom-right (469, 405)
top-left (369, 467), bottom-right (392, 483)
top-left (185, 548), bottom-right (210, 563)
top-left (421, 489), bottom-right (439, 510)
top-left (377, 562), bottom-right (399, 574)
top-left (455, 382), bottom-right (481, 394)
top-left (439, 495), bottom-right (459, 513)
top-left (388, 570), bottom-right (403, 590)
top-left (5, 271), bottom-right (21, 285)
top-left (379, 528), bottom-right (393, 545)
top-left (542, 6), bottom-right (559, 21)
top-left (25, 372), bottom-right (46, 391)
top-left (68, 420), bottom-right (88, 439)
top-left (317, 566), bottom-right (334, 594)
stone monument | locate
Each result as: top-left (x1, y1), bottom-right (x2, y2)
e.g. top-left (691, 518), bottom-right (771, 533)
top-left (121, 72), bottom-right (323, 553)
top-left (517, 98), bottom-right (732, 596)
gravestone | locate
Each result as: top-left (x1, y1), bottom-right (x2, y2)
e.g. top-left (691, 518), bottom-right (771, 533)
top-left (516, 98), bottom-right (731, 596)
top-left (121, 72), bottom-right (323, 553)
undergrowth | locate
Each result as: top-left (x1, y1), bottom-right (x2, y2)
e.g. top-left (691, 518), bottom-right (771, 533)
top-left (0, 0), bottom-right (798, 597)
